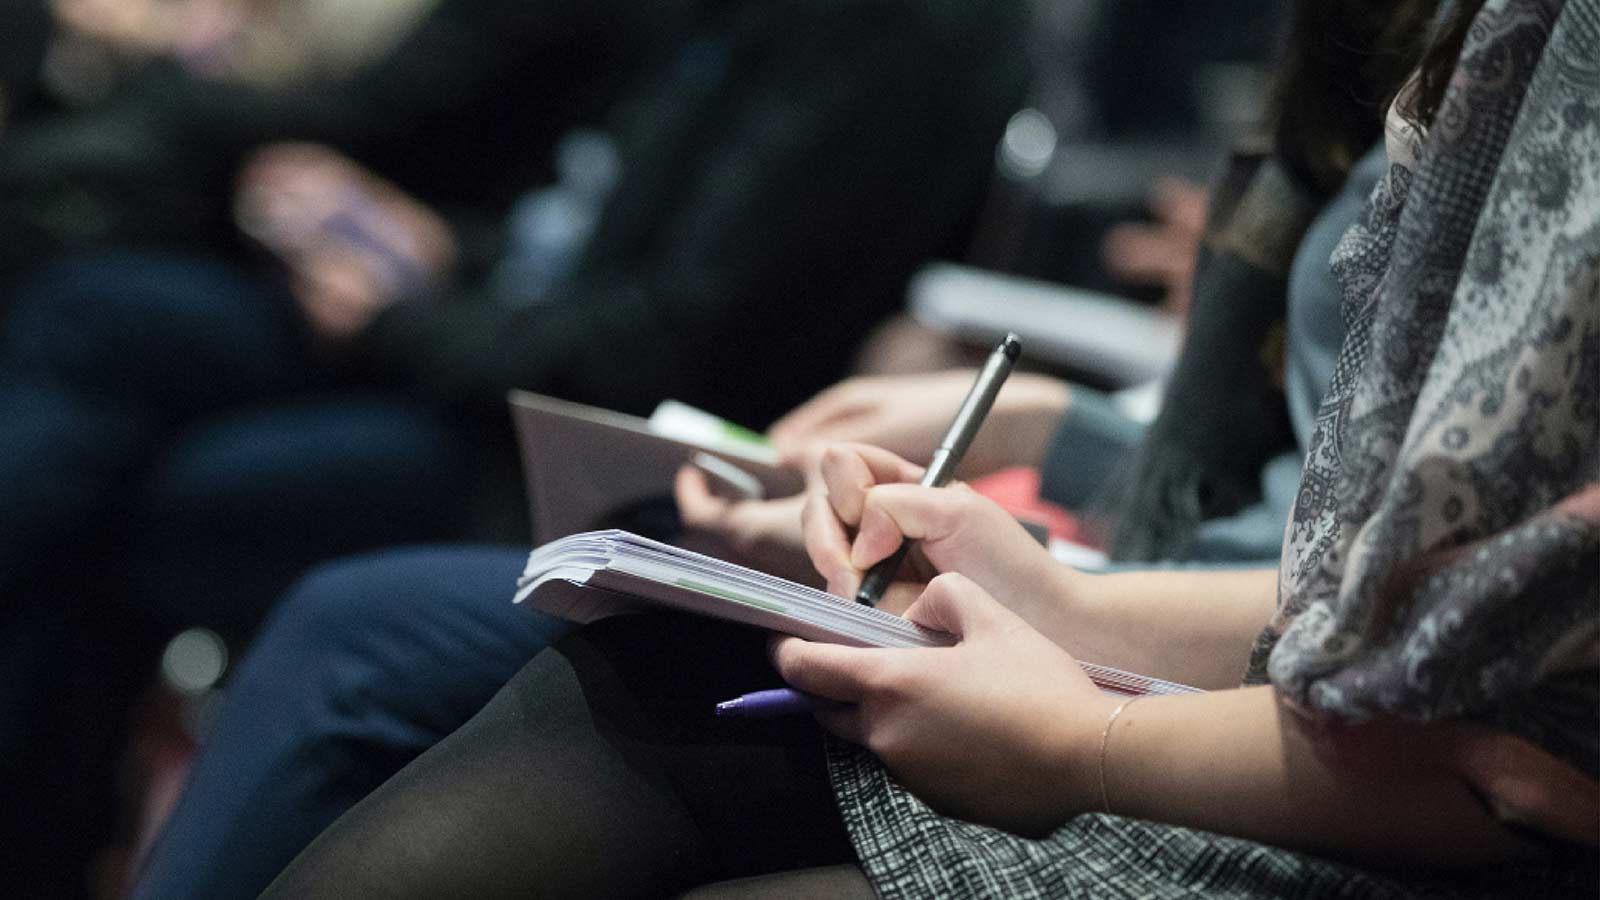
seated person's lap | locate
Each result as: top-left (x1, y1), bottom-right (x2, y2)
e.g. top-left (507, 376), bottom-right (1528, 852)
top-left (130, 394), bottom-right (473, 641)
top-left (259, 613), bottom-right (855, 899)
top-left (132, 545), bottom-right (565, 900)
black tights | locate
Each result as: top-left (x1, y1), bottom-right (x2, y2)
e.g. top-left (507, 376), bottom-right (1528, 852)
top-left (261, 615), bottom-right (870, 899)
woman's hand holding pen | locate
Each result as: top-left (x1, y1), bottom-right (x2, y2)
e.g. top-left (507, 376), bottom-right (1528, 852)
top-left (771, 573), bottom-right (1114, 836)
top-left (801, 443), bottom-right (1070, 622)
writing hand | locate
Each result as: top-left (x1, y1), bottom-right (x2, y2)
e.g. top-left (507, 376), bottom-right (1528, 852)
top-left (771, 573), bottom-right (1113, 836)
top-left (800, 443), bottom-right (1063, 616)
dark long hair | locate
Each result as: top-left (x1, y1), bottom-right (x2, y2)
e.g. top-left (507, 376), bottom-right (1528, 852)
top-left (1268, 0), bottom-right (1441, 195)
top-left (1402, 0), bottom-right (1493, 127)
top-left (1267, 0), bottom-right (1494, 195)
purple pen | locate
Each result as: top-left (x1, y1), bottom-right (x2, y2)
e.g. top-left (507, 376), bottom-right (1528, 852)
top-left (714, 688), bottom-right (815, 718)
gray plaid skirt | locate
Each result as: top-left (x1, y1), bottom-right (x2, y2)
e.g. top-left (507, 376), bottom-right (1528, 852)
top-left (825, 740), bottom-right (1597, 899)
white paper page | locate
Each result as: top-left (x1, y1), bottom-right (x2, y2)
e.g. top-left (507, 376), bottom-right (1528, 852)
top-left (518, 531), bottom-right (1199, 696)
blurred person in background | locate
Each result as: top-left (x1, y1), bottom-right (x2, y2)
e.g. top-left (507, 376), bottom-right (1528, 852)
top-left (45, 0), bottom-right (439, 88)
top-left (1037, 0), bottom-right (1285, 314)
top-left (0, 0), bottom-right (671, 294)
top-left (0, 2), bottom-right (1029, 897)
top-left (3, 3), bottom-right (665, 893)
top-left (850, 0), bottom-right (1289, 380)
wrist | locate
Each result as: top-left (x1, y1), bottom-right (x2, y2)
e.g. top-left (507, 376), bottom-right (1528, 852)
top-left (1046, 689), bottom-right (1122, 821)
top-left (1023, 560), bottom-right (1090, 649)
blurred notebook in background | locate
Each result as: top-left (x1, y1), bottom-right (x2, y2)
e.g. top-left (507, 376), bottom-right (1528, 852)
top-left (517, 530), bottom-right (1199, 697)
top-left (908, 263), bottom-right (1181, 386)
top-left (509, 391), bottom-right (803, 544)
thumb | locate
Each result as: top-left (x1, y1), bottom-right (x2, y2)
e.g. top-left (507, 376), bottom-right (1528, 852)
top-left (902, 573), bottom-right (1010, 641)
top-left (673, 464), bottom-right (728, 527)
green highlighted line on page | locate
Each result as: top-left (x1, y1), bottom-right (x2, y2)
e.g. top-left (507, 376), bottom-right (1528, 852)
top-left (674, 579), bottom-right (787, 615)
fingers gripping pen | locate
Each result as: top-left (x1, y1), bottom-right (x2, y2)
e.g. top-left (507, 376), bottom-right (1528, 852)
top-left (853, 334), bottom-right (1021, 606)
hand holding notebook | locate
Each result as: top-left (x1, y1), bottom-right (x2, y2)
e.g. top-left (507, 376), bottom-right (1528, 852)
top-left (770, 570), bottom-right (1154, 836)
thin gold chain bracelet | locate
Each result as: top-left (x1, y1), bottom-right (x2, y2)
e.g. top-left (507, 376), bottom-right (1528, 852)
top-left (1097, 696), bottom-right (1142, 815)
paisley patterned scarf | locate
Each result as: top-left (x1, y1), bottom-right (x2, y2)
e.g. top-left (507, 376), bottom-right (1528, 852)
top-left (1251, 0), bottom-right (1599, 787)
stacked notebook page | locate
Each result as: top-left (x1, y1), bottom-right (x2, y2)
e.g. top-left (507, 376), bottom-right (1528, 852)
top-left (516, 530), bottom-right (1198, 697)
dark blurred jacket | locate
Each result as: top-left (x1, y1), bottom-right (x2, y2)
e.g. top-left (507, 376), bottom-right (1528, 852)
top-left (1079, 0), bottom-right (1286, 140)
top-left (0, 0), bottom-right (51, 124)
top-left (364, 0), bottom-right (1029, 427)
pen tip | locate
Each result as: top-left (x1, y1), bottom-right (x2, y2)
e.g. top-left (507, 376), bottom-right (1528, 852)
top-left (714, 699), bottom-right (739, 716)
top-left (1000, 333), bottom-right (1022, 360)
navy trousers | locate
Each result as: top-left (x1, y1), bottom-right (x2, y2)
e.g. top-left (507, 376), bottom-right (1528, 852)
top-left (130, 546), bottom-right (566, 900)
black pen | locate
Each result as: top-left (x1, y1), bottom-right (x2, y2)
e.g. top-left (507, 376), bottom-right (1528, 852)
top-left (854, 333), bottom-right (1021, 606)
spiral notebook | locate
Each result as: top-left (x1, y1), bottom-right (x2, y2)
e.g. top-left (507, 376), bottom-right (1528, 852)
top-left (516, 530), bottom-right (1199, 697)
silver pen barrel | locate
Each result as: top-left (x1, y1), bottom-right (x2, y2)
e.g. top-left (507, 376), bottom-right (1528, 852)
top-left (920, 332), bottom-right (1021, 488)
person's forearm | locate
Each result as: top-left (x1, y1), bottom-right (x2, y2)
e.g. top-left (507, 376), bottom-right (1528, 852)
top-left (962, 375), bottom-right (1071, 475)
top-left (1092, 686), bottom-right (1528, 868)
top-left (1018, 566), bottom-right (1276, 690)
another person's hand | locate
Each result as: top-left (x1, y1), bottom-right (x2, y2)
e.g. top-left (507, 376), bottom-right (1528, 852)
top-left (235, 143), bottom-right (456, 341)
top-left (772, 573), bottom-right (1113, 836)
top-left (288, 247), bottom-right (398, 341)
top-left (801, 443), bottom-right (1064, 618)
top-left (768, 370), bottom-right (1069, 477)
top-left (673, 464), bottom-right (815, 585)
top-left (1100, 177), bottom-right (1207, 316)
